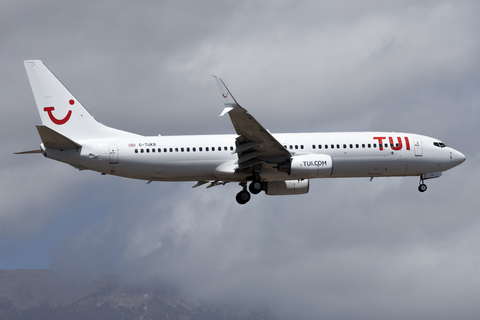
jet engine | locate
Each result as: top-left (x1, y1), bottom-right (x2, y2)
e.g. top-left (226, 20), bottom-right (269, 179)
top-left (278, 154), bottom-right (333, 179)
top-left (264, 179), bottom-right (310, 195)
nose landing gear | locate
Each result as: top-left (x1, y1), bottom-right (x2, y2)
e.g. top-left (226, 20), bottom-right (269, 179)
top-left (418, 172), bottom-right (442, 193)
top-left (418, 183), bottom-right (427, 192)
top-left (418, 175), bottom-right (428, 192)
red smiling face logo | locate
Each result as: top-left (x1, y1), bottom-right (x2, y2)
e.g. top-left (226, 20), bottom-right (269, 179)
top-left (43, 100), bottom-right (74, 125)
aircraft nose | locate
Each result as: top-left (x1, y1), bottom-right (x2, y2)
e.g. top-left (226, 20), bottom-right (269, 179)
top-left (453, 150), bottom-right (466, 165)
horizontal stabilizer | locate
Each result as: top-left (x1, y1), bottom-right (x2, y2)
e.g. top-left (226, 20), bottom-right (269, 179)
top-left (14, 149), bottom-right (42, 154)
top-left (36, 125), bottom-right (82, 150)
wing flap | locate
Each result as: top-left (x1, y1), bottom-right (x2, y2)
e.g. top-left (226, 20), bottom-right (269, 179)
top-left (232, 141), bottom-right (262, 154)
top-left (236, 150), bottom-right (265, 164)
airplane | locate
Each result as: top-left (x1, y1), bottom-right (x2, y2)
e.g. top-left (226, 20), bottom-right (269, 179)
top-left (18, 60), bottom-right (466, 204)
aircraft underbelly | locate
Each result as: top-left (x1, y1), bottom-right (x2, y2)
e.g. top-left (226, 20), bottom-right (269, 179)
top-left (150, 160), bottom-right (220, 181)
top-left (331, 156), bottom-right (408, 177)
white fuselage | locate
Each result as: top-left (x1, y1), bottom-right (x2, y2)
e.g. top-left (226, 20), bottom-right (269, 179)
top-left (44, 131), bottom-right (465, 182)
top-left (22, 60), bottom-right (467, 203)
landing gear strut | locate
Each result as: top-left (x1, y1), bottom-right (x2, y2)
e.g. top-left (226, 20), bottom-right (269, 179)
top-left (418, 176), bottom-right (427, 193)
top-left (417, 172), bottom-right (442, 192)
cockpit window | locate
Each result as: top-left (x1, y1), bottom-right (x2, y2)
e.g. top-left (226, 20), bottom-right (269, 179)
top-left (433, 142), bottom-right (446, 148)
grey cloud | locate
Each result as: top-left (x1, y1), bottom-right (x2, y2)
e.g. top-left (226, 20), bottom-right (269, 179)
top-left (1, 0), bottom-right (480, 319)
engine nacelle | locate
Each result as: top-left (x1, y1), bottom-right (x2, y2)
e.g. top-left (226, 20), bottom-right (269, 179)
top-left (264, 179), bottom-right (310, 195)
top-left (278, 154), bottom-right (333, 179)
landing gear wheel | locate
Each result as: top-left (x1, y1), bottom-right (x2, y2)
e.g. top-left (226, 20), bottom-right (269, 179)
top-left (236, 190), bottom-right (251, 204)
top-left (249, 180), bottom-right (263, 195)
top-left (418, 184), bottom-right (427, 193)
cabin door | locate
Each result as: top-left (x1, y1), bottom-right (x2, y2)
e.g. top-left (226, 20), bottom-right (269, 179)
top-left (413, 138), bottom-right (423, 157)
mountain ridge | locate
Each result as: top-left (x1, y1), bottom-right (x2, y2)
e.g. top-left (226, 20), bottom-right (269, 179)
top-left (0, 269), bottom-right (273, 320)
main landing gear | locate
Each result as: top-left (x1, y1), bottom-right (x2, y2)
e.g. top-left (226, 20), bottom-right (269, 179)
top-left (236, 188), bottom-right (251, 205)
top-left (236, 180), bottom-right (263, 204)
top-left (249, 180), bottom-right (263, 194)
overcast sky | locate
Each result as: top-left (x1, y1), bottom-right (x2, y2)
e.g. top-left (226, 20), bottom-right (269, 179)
top-left (1, 0), bottom-right (480, 319)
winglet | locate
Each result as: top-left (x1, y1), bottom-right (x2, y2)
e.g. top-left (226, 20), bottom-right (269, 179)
top-left (213, 76), bottom-right (241, 116)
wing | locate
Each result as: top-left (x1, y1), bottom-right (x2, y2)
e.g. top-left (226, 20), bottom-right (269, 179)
top-left (213, 76), bottom-right (291, 173)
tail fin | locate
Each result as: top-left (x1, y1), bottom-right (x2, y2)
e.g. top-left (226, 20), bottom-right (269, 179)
top-left (24, 60), bottom-right (139, 140)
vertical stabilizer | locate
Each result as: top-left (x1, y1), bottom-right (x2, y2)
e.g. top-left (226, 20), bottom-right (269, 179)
top-left (24, 60), bottom-right (139, 140)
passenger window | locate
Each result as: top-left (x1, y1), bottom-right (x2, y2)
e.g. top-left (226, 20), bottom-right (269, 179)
top-left (230, 146), bottom-right (234, 150)
top-left (146, 149), bottom-right (150, 153)
top-left (158, 148), bottom-right (161, 152)
top-left (350, 144), bottom-right (353, 148)
top-left (318, 145), bottom-right (322, 149)
top-left (212, 147), bottom-right (215, 151)
top-left (343, 144), bottom-right (347, 149)
top-left (152, 148), bottom-right (155, 153)
top-left (175, 148), bottom-right (178, 152)
top-left (336, 144), bottom-right (340, 149)
top-left (169, 148), bottom-right (173, 152)
top-left (295, 145), bottom-right (298, 149)
top-left (141, 149), bottom-right (144, 153)
top-left (193, 147), bottom-right (196, 152)
top-left (368, 144), bottom-right (371, 148)
top-left (312, 145), bottom-right (316, 149)
top-left (325, 145), bottom-right (328, 149)
top-left (385, 143), bottom-right (388, 148)
top-left (187, 147), bottom-right (190, 152)
top-left (331, 144), bottom-right (334, 149)
top-left (181, 147), bottom-right (184, 152)
top-left (373, 144), bottom-right (376, 148)
top-left (199, 147), bottom-right (203, 151)
top-left (224, 146), bottom-right (227, 151)
top-left (206, 147), bottom-right (209, 151)
top-left (290, 145), bottom-right (293, 149)
top-left (362, 144), bottom-right (365, 148)
top-left (356, 144), bottom-right (359, 148)
top-left (135, 149), bottom-right (138, 153)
